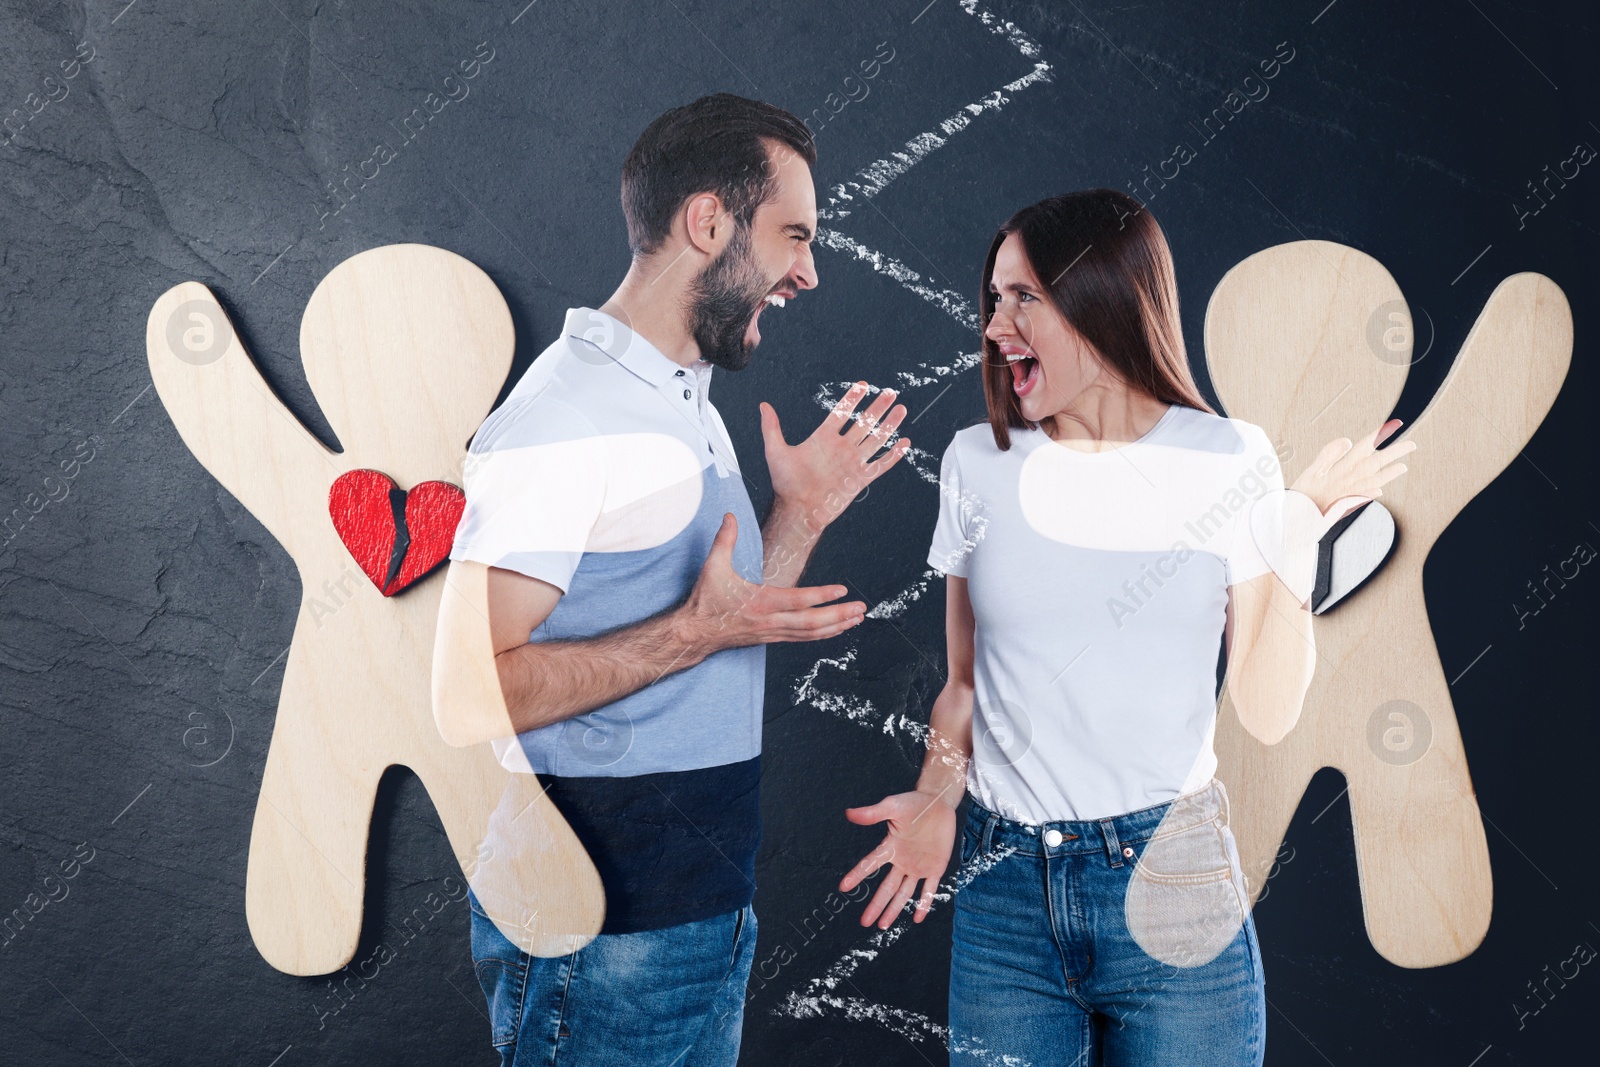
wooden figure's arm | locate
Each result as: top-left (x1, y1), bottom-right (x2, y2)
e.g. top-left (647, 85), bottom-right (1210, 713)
top-left (1383, 273), bottom-right (1572, 546)
top-left (145, 282), bottom-right (341, 560)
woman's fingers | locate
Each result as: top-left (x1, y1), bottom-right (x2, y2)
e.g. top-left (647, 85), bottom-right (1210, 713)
top-left (840, 836), bottom-right (894, 894)
top-left (1347, 421), bottom-right (1414, 470)
top-left (1374, 417), bottom-right (1405, 448)
top-left (843, 801), bottom-right (889, 826)
top-left (1319, 419), bottom-right (1417, 495)
top-left (878, 873), bottom-right (919, 929)
top-left (1314, 436), bottom-right (1355, 477)
top-left (861, 868), bottom-right (904, 927)
top-left (913, 880), bottom-right (939, 923)
top-left (1367, 459), bottom-right (1410, 491)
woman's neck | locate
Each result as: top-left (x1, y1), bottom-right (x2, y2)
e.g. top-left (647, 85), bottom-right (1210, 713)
top-left (1043, 386), bottom-right (1170, 453)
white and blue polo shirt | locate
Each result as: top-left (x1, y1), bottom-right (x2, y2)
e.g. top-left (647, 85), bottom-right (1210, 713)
top-left (448, 306), bottom-right (765, 932)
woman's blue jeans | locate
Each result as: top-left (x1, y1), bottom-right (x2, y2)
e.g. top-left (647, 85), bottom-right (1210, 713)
top-left (950, 777), bottom-right (1265, 1066)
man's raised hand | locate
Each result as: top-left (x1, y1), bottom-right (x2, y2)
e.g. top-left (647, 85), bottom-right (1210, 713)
top-left (760, 382), bottom-right (911, 530)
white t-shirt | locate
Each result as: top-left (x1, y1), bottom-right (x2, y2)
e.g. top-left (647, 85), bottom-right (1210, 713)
top-left (927, 404), bottom-right (1284, 823)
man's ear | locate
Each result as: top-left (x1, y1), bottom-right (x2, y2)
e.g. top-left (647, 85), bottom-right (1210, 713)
top-left (683, 192), bottom-right (731, 256)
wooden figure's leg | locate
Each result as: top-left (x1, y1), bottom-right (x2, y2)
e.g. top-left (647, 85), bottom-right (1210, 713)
top-left (413, 755), bottom-right (605, 957)
top-left (244, 693), bottom-right (380, 976)
top-left (1329, 568), bottom-right (1493, 967)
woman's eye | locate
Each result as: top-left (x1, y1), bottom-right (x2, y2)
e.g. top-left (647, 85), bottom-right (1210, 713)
top-left (1017, 291), bottom-right (1035, 303)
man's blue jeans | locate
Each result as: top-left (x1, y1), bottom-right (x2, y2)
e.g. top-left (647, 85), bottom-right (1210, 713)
top-left (468, 890), bottom-right (757, 1066)
top-left (950, 777), bottom-right (1265, 1065)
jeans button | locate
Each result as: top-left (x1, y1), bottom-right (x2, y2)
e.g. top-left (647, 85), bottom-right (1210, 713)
top-left (1122, 845), bottom-right (1134, 858)
top-left (1043, 829), bottom-right (1063, 847)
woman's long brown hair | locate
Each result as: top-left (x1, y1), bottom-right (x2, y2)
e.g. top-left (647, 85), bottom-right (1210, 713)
top-left (979, 189), bottom-right (1214, 450)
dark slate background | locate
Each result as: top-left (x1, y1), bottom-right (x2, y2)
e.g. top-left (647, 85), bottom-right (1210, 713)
top-left (1, 0), bottom-right (1595, 1064)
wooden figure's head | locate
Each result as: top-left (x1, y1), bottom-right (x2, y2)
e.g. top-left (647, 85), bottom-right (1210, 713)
top-left (299, 243), bottom-right (515, 482)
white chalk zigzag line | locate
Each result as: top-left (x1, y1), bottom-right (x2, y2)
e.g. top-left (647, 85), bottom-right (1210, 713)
top-left (780, 5), bottom-right (1051, 1053)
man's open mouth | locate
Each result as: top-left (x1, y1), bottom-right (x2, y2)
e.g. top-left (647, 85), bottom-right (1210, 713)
top-left (746, 286), bottom-right (795, 346)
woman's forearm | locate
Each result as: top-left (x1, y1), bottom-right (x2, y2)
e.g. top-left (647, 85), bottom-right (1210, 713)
top-left (1231, 574), bottom-right (1317, 745)
top-left (915, 681), bottom-right (975, 809)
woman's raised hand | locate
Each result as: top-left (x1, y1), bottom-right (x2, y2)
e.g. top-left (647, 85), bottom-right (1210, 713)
top-left (1291, 417), bottom-right (1415, 521)
top-left (840, 789), bottom-right (959, 929)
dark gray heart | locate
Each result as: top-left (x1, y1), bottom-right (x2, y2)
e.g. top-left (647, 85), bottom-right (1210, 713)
top-left (1312, 501), bottom-right (1397, 614)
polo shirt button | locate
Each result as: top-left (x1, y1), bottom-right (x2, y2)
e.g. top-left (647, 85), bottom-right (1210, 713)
top-left (1122, 845), bottom-right (1134, 858)
top-left (683, 388), bottom-right (692, 399)
top-left (1043, 829), bottom-right (1063, 847)
top-left (675, 369), bottom-right (686, 376)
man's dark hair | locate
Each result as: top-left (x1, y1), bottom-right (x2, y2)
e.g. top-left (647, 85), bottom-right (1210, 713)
top-left (621, 93), bottom-right (816, 257)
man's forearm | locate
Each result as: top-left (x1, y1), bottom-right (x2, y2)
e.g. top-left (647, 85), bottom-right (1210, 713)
top-left (496, 608), bottom-right (710, 734)
top-left (761, 495), bottom-right (827, 588)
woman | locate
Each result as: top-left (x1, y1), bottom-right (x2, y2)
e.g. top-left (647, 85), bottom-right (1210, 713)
top-left (840, 189), bottom-right (1413, 1065)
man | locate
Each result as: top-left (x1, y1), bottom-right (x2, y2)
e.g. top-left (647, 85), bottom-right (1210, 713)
top-left (435, 93), bottom-right (910, 1065)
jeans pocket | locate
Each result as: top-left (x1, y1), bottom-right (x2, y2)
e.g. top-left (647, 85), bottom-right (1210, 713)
top-left (1123, 817), bottom-right (1246, 969)
top-left (469, 906), bottom-right (530, 1049)
top-left (958, 819), bottom-right (981, 868)
top-left (727, 904), bottom-right (757, 979)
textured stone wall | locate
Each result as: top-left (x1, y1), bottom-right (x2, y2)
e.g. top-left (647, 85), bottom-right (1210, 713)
top-left (0, 1), bottom-right (1594, 1064)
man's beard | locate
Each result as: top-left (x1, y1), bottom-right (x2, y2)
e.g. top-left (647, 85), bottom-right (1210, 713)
top-left (687, 223), bottom-right (771, 372)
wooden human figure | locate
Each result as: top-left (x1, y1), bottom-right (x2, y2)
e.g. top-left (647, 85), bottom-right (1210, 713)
top-left (1206, 240), bottom-right (1572, 967)
top-left (143, 243), bottom-right (603, 976)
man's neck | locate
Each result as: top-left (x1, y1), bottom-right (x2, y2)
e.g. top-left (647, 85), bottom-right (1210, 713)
top-left (598, 254), bottom-right (705, 369)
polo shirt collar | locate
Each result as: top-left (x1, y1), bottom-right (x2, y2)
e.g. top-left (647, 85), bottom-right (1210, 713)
top-left (564, 307), bottom-right (711, 389)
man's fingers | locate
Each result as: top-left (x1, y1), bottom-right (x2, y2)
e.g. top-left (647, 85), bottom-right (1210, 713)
top-left (865, 439), bottom-right (912, 479)
top-left (703, 515), bottom-right (738, 579)
top-left (717, 511), bottom-right (739, 539)
top-left (766, 602), bottom-right (867, 640)
top-left (759, 401), bottom-right (786, 450)
top-left (828, 381), bottom-right (869, 426)
top-left (761, 582), bottom-right (850, 611)
top-left (854, 404), bottom-right (907, 453)
top-left (847, 390), bottom-right (898, 444)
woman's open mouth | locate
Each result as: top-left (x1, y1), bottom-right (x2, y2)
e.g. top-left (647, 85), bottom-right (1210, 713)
top-left (1008, 354), bottom-right (1040, 398)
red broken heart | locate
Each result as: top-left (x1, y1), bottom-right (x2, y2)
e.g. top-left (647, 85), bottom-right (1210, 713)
top-left (328, 470), bottom-right (465, 597)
